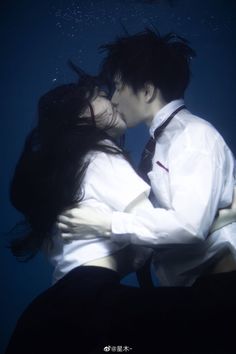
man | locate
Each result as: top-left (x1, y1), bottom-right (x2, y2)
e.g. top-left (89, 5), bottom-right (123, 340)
top-left (58, 29), bottom-right (236, 353)
top-left (60, 29), bottom-right (236, 287)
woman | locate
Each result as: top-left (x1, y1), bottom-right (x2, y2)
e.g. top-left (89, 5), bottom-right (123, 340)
top-left (6, 74), bottom-right (157, 354)
top-left (6, 73), bottom-right (232, 354)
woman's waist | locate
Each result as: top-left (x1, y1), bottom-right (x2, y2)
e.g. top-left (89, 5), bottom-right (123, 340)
top-left (49, 239), bottom-right (131, 282)
top-left (85, 244), bottom-right (153, 278)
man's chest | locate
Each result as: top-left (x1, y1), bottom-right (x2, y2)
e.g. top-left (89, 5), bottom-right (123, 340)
top-left (148, 141), bottom-right (172, 208)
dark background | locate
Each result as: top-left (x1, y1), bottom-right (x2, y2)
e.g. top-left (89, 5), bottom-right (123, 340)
top-left (1, 0), bottom-right (236, 351)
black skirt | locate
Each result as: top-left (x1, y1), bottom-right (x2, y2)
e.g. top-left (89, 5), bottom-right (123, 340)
top-left (5, 266), bottom-right (236, 354)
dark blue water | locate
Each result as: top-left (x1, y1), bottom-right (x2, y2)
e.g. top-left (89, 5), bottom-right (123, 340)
top-left (1, 0), bottom-right (236, 351)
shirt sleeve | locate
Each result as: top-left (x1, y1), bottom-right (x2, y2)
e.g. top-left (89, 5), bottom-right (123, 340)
top-left (111, 129), bottom-right (235, 246)
top-left (84, 151), bottom-right (150, 212)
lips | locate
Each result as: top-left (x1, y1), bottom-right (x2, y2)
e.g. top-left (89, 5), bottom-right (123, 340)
top-left (116, 110), bottom-right (125, 120)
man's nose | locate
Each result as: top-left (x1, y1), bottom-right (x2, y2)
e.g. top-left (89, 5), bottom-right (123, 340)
top-left (111, 91), bottom-right (118, 105)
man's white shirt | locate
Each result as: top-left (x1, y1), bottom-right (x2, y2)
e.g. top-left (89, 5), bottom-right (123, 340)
top-left (111, 99), bottom-right (236, 286)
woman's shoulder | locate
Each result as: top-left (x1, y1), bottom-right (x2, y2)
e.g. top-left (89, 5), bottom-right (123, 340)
top-left (84, 138), bottom-right (124, 165)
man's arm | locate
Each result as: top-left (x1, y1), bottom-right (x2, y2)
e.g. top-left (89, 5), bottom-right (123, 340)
top-left (58, 131), bottom-right (236, 246)
top-left (58, 187), bottom-right (236, 244)
top-left (58, 205), bottom-right (112, 240)
top-left (108, 140), bottom-right (235, 246)
top-left (210, 186), bottom-right (236, 234)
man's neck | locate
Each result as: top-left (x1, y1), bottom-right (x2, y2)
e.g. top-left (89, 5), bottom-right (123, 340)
top-left (145, 98), bottom-right (167, 127)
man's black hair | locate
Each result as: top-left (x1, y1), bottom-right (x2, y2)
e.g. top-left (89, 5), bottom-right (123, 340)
top-left (99, 28), bottom-right (196, 102)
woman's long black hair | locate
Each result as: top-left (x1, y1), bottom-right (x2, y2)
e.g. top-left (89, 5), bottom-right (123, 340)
top-left (9, 67), bottom-right (125, 261)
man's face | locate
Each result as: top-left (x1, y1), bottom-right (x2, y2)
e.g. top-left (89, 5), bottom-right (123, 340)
top-left (111, 76), bottom-right (148, 128)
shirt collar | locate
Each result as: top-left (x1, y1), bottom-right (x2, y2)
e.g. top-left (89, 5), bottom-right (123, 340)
top-left (149, 99), bottom-right (185, 138)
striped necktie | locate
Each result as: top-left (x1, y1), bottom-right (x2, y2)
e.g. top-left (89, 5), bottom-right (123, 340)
top-left (138, 105), bottom-right (186, 183)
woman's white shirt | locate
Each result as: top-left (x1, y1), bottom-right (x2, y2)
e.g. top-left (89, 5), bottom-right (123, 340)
top-left (45, 143), bottom-right (151, 283)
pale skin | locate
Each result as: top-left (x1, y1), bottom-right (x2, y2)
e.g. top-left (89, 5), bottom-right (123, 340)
top-left (111, 76), bottom-right (166, 128)
top-left (83, 89), bottom-right (127, 137)
top-left (58, 79), bottom-right (236, 274)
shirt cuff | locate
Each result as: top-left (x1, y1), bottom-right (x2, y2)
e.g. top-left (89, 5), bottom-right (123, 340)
top-left (111, 211), bottom-right (135, 241)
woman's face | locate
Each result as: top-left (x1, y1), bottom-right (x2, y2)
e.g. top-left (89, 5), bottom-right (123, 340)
top-left (82, 92), bottom-right (127, 138)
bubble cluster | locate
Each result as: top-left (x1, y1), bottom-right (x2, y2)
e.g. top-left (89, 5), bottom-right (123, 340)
top-left (49, 0), bottom-right (235, 83)
top-left (51, 0), bottom-right (163, 39)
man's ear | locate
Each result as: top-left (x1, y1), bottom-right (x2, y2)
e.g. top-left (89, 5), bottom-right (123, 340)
top-left (143, 82), bottom-right (156, 103)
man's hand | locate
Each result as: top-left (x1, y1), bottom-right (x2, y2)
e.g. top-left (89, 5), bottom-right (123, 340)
top-left (210, 187), bottom-right (236, 234)
top-left (57, 205), bottom-right (112, 242)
